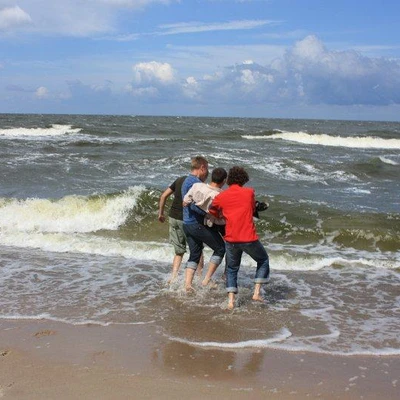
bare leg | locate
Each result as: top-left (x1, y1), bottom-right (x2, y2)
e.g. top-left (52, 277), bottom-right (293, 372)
top-left (168, 253), bottom-right (183, 284)
top-left (201, 262), bottom-right (218, 287)
top-left (227, 292), bottom-right (235, 309)
top-left (252, 283), bottom-right (264, 302)
top-left (185, 268), bottom-right (196, 292)
top-left (196, 252), bottom-right (204, 277)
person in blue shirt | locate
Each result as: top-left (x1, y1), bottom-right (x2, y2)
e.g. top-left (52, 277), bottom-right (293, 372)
top-left (182, 156), bottom-right (226, 292)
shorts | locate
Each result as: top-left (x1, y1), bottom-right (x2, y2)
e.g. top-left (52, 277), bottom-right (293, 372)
top-left (169, 217), bottom-right (187, 255)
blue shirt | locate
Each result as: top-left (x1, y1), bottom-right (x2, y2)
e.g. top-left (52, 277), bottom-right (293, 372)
top-left (182, 174), bottom-right (206, 224)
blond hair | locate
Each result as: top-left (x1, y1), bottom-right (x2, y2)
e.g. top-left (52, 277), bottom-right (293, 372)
top-left (190, 156), bottom-right (208, 171)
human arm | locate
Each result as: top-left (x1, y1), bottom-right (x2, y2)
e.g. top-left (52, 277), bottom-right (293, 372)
top-left (209, 196), bottom-right (223, 219)
top-left (158, 187), bottom-right (173, 222)
top-left (188, 202), bottom-right (206, 216)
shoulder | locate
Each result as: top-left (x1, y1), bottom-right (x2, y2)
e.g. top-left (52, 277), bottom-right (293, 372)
top-left (242, 186), bottom-right (255, 197)
top-left (192, 182), bottom-right (204, 190)
top-left (243, 186), bottom-right (255, 193)
top-left (182, 175), bottom-right (199, 192)
top-left (170, 175), bottom-right (185, 190)
top-left (184, 175), bottom-right (200, 186)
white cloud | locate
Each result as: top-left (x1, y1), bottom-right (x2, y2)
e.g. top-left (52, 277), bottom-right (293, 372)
top-left (0, 1), bottom-right (174, 36)
top-left (157, 19), bottom-right (279, 35)
top-left (35, 86), bottom-right (49, 98)
top-left (125, 36), bottom-right (400, 107)
top-left (280, 35), bottom-right (400, 105)
top-left (0, 5), bottom-right (32, 31)
top-left (132, 61), bottom-right (176, 85)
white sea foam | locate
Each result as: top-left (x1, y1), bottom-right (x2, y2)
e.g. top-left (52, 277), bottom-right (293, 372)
top-left (0, 314), bottom-right (155, 327)
top-left (0, 124), bottom-right (81, 138)
top-left (243, 131), bottom-right (400, 149)
top-left (0, 232), bottom-right (173, 262)
top-left (168, 329), bottom-right (400, 356)
top-left (1, 229), bottom-right (397, 271)
top-left (168, 328), bottom-right (292, 349)
top-left (252, 158), bottom-right (358, 184)
top-left (0, 186), bottom-right (144, 233)
top-left (379, 156), bottom-right (399, 165)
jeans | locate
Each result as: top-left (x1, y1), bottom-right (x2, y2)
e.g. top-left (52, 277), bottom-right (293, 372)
top-left (225, 240), bottom-right (269, 293)
top-left (183, 223), bottom-right (225, 270)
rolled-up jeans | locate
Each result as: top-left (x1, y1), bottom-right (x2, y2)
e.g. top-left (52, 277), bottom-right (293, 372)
top-left (225, 240), bottom-right (269, 293)
top-left (183, 223), bottom-right (225, 270)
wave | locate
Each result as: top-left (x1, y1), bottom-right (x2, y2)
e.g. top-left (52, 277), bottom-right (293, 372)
top-left (0, 124), bottom-right (81, 138)
top-left (0, 188), bottom-right (398, 268)
top-left (379, 156), bottom-right (399, 165)
top-left (0, 186), bottom-right (145, 233)
top-left (243, 131), bottom-right (400, 149)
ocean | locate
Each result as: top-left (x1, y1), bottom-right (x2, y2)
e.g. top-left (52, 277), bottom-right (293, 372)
top-left (0, 113), bottom-right (399, 357)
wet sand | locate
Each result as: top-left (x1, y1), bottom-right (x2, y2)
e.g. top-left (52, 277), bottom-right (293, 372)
top-left (0, 319), bottom-right (398, 399)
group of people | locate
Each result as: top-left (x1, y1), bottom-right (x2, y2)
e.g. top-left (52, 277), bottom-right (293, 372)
top-left (158, 156), bottom-right (270, 309)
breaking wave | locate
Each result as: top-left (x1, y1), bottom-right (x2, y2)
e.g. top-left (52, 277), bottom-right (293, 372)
top-left (243, 131), bottom-right (400, 149)
top-left (0, 124), bottom-right (81, 138)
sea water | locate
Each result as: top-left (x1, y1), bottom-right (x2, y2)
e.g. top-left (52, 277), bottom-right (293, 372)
top-left (0, 114), bottom-right (399, 356)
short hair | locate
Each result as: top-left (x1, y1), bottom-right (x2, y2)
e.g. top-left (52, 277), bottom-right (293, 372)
top-left (211, 167), bottom-right (227, 184)
top-left (227, 166), bottom-right (249, 186)
top-left (191, 156), bottom-right (208, 171)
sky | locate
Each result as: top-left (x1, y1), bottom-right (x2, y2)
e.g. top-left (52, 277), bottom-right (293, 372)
top-left (1, 0), bottom-right (400, 121)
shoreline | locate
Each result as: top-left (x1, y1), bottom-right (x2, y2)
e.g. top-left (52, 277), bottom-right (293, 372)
top-left (1, 319), bottom-right (398, 399)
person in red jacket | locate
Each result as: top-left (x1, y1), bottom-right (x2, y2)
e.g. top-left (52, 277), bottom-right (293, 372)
top-left (209, 166), bottom-right (270, 309)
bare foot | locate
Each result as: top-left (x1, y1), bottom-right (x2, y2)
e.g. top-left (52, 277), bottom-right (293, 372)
top-left (202, 279), bottom-right (217, 289)
top-left (252, 295), bottom-right (265, 303)
top-left (227, 302), bottom-right (235, 310)
top-left (185, 285), bottom-right (196, 293)
top-left (167, 276), bottom-right (177, 285)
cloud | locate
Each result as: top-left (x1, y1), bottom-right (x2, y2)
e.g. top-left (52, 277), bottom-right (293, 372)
top-left (280, 35), bottom-right (400, 105)
top-left (156, 19), bottom-right (279, 35)
top-left (0, 5), bottom-right (32, 31)
top-left (126, 36), bottom-right (400, 107)
top-left (0, 1), bottom-right (175, 36)
top-left (127, 61), bottom-right (180, 101)
top-left (35, 86), bottom-right (49, 98)
top-left (101, 19), bottom-right (280, 42)
top-left (132, 61), bottom-right (176, 85)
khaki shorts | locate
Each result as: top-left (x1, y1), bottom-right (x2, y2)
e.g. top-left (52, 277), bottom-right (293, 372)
top-left (169, 217), bottom-right (187, 255)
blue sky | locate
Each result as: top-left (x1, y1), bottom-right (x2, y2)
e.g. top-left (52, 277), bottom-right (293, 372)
top-left (1, 0), bottom-right (400, 121)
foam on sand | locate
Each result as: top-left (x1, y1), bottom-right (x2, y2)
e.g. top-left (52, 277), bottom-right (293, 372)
top-left (168, 328), bottom-right (292, 349)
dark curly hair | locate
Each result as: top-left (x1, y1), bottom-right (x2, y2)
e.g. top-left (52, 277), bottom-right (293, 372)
top-left (227, 166), bottom-right (249, 186)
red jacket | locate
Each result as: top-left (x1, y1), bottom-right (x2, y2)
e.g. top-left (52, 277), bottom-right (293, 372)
top-left (210, 184), bottom-right (258, 243)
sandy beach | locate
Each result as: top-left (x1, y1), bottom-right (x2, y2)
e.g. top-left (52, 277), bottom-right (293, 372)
top-left (0, 319), bottom-right (398, 399)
